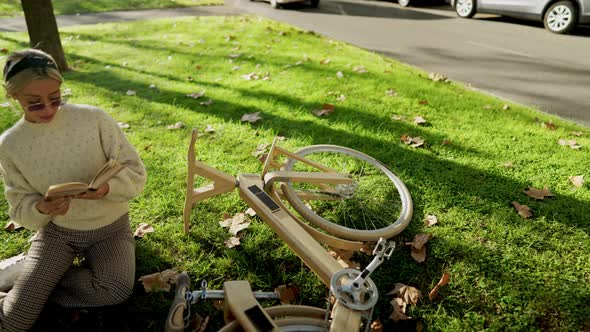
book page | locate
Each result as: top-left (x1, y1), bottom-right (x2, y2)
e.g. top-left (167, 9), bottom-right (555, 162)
top-left (89, 159), bottom-right (125, 189)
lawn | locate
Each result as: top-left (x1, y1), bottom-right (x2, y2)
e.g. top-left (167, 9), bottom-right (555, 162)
top-left (1, 16), bottom-right (589, 331)
top-left (0, 0), bottom-right (223, 18)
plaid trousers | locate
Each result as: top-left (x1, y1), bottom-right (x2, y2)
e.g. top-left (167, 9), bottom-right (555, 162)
top-left (0, 213), bottom-right (135, 332)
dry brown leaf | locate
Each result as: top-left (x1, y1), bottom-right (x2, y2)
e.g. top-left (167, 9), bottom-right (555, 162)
top-left (512, 201), bottom-right (532, 219)
top-left (186, 90), bottom-right (206, 99)
top-left (542, 121), bottom-right (557, 130)
top-left (502, 161), bottom-right (514, 168)
top-left (502, 104), bottom-right (510, 110)
top-left (387, 283), bottom-right (422, 305)
top-left (336, 71), bottom-right (344, 78)
top-left (118, 122), bottom-right (130, 129)
top-left (410, 246), bottom-right (427, 263)
top-left (312, 103), bottom-right (335, 117)
top-left (245, 207), bottom-right (257, 217)
top-left (409, 233), bottom-right (432, 250)
top-left (571, 131), bottom-right (583, 137)
top-left (328, 249), bottom-right (360, 269)
top-left (424, 215), bottom-right (438, 227)
top-left (213, 300), bottom-right (224, 310)
top-left (4, 221), bottom-right (22, 231)
top-left (428, 72), bottom-right (448, 83)
top-left (558, 139), bottom-right (582, 149)
top-left (386, 89), bottom-right (398, 97)
top-left (391, 115), bottom-right (405, 121)
top-left (389, 298), bottom-right (411, 322)
top-left (138, 269), bottom-right (179, 292)
top-left (126, 90), bottom-right (136, 96)
top-left (400, 135), bottom-right (425, 148)
top-left (414, 116), bottom-right (427, 126)
top-left (360, 243), bottom-right (375, 256)
top-left (134, 223), bottom-right (154, 238)
top-left (204, 125), bottom-right (215, 133)
top-left (200, 99), bottom-right (214, 106)
top-left (370, 320), bottom-right (383, 332)
top-left (241, 112), bottom-right (263, 123)
top-left (320, 58), bottom-right (331, 65)
top-left (418, 100), bottom-right (428, 105)
top-left (524, 187), bottom-right (554, 200)
top-left (441, 139), bottom-right (451, 145)
top-left (569, 175), bottom-right (584, 188)
top-left (219, 213), bottom-right (250, 235)
top-left (428, 273), bottom-right (450, 300)
top-left (482, 104), bottom-right (493, 110)
top-left (353, 65), bottom-right (368, 73)
top-left (167, 122), bottom-right (185, 130)
top-left (275, 284), bottom-right (299, 304)
top-left (0, 48), bottom-right (8, 53)
top-left (224, 236), bottom-right (241, 248)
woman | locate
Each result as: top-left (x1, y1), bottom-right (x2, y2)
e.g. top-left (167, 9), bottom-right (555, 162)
top-left (0, 49), bottom-right (147, 331)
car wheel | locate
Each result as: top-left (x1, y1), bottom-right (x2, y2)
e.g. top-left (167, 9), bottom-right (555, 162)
top-left (455, 0), bottom-right (476, 18)
top-left (399, 0), bottom-right (410, 7)
top-left (310, 0), bottom-right (319, 7)
top-left (544, 1), bottom-right (578, 34)
top-left (270, 0), bottom-right (281, 8)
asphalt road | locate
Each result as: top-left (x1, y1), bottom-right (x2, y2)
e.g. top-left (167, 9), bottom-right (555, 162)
top-left (231, 0), bottom-right (590, 127)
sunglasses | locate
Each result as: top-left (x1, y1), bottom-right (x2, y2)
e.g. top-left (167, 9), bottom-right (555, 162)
top-left (26, 98), bottom-right (67, 112)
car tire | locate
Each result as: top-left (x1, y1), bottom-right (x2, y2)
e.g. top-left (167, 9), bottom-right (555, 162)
top-left (399, 0), bottom-right (410, 7)
top-left (455, 0), bottom-right (476, 18)
top-left (310, 0), bottom-right (319, 7)
top-left (544, 1), bottom-right (578, 34)
top-left (270, 0), bottom-right (281, 8)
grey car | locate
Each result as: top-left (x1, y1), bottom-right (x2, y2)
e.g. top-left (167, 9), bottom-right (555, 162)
top-left (451, 0), bottom-right (590, 34)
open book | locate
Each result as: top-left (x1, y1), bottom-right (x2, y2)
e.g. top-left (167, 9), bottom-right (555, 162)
top-left (44, 159), bottom-right (125, 200)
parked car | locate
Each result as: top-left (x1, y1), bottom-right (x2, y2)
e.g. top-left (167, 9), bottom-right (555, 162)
top-left (451, 0), bottom-right (590, 34)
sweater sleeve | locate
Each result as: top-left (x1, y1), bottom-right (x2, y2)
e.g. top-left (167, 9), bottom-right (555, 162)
top-left (0, 155), bottom-right (51, 230)
top-left (96, 109), bottom-right (147, 203)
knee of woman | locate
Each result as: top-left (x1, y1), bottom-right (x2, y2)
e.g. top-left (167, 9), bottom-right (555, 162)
top-left (102, 278), bottom-right (134, 305)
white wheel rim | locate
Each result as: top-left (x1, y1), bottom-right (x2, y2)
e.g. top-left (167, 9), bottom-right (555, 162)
top-left (457, 0), bottom-right (473, 16)
top-left (399, 0), bottom-right (409, 6)
top-left (547, 5), bottom-right (572, 31)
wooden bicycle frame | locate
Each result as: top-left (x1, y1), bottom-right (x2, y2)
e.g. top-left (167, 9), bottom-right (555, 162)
top-left (183, 129), bottom-right (372, 332)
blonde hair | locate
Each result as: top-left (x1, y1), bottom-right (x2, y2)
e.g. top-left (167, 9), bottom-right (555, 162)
top-left (3, 49), bottom-right (63, 97)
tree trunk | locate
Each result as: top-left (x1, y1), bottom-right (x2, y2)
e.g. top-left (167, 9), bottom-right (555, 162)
top-left (20, 0), bottom-right (68, 72)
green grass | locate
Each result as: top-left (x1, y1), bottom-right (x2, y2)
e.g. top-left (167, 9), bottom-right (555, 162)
top-left (1, 16), bottom-right (589, 331)
top-left (0, 0), bottom-right (223, 18)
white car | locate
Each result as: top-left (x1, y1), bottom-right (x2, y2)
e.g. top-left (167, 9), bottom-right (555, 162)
top-left (451, 0), bottom-right (590, 34)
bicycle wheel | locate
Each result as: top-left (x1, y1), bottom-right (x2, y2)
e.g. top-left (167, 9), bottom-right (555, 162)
top-left (219, 305), bottom-right (329, 332)
top-left (282, 145), bottom-right (412, 241)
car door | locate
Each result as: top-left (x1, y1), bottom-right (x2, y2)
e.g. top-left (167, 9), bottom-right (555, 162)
top-left (478, 0), bottom-right (534, 13)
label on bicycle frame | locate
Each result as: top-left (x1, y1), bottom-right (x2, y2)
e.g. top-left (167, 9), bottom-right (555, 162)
top-left (247, 185), bottom-right (281, 212)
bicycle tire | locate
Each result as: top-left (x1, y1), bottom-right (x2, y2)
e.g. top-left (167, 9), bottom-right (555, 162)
top-left (282, 145), bottom-right (412, 241)
top-left (219, 305), bottom-right (329, 331)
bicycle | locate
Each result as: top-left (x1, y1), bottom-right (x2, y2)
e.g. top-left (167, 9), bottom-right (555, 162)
top-left (166, 129), bottom-right (413, 331)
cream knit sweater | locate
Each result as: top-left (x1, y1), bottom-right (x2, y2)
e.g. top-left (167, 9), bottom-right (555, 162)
top-left (0, 104), bottom-right (147, 231)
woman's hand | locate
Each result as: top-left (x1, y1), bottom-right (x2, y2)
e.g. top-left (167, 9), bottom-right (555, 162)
top-left (73, 183), bottom-right (109, 200)
top-left (36, 197), bottom-right (72, 216)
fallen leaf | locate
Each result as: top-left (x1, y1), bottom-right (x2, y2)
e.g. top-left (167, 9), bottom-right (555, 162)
top-left (126, 90), bottom-right (136, 96)
top-left (512, 201), bottom-right (532, 219)
top-left (219, 213), bottom-right (251, 235)
top-left (418, 100), bottom-right (428, 105)
top-left (336, 71), bottom-right (344, 78)
top-left (400, 135), bottom-right (425, 148)
top-left (571, 131), bottom-right (583, 137)
top-left (336, 94), bottom-right (346, 102)
top-left (386, 89), bottom-right (398, 97)
top-left (428, 72), bottom-right (448, 83)
top-left (312, 103), bottom-right (335, 117)
top-left (186, 76), bottom-right (194, 82)
top-left (149, 83), bottom-right (157, 89)
top-left (4, 221), bottom-right (22, 231)
top-left (134, 223), bottom-right (154, 238)
top-left (353, 65), bottom-right (368, 73)
top-left (428, 273), bottom-right (450, 300)
top-left (558, 139), bottom-right (582, 149)
top-left (213, 300), bottom-right (224, 310)
top-left (328, 249), bottom-right (360, 269)
top-left (224, 236), bottom-right (241, 248)
top-left (482, 104), bottom-right (493, 110)
top-left (414, 116), bottom-right (427, 126)
top-left (370, 320), bottom-right (383, 332)
top-left (186, 90), bottom-right (206, 99)
top-left (424, 215), bottom-right (438, 227)
top-left (0, 48), bottom-right (8, 53)
top-left (228, 53), bottom-right (241, 59)
top-left (389, 298), bottom-right (411, 322)
top-left (252, 143), bottom-right (270, 158)
top-left (387, 283), bottom-right (422, 305)
top-left (195, 64), bottom-right (202, 70)
top-left (118, 122), bottom-right (130, 129)
top-left (204, 125), bottom-right (215, 133)
top-left (502, 104), bottom-right (510, 110)
top-left (320, 58), bottom-right (331, 65)
top-left (441, 139), bottom-right (451, 145)
top-left (406, 233), bottom-right (432, 263)
top-left (167, 122), bottom-right (185, 130)
top-left (391, 115), bottom-right (405, 121)
top-left (245, 207), bottom-right (257, 217)
top-left (200, 99), bottom-right (214, 106)
top-left (225, 35), bottom-right (236, 42)
top-left (275, 284), bottom-right (299, 304)
top-left (138, 269), bottom-right (179, 292)
top-left (241, 112), bottom-right (263, 123)
top-left (524, 187), bottom-right (555, 200)
top-left (241, 72), bottom-right (259, 80)
top-left (542, 121), bottom-right (557, 130)
top-left (569, 175), bottom-right (584, 188)
top-left (502, 161), bottom-right (514, 168)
